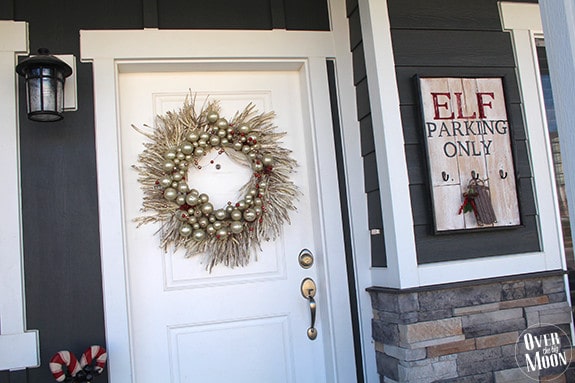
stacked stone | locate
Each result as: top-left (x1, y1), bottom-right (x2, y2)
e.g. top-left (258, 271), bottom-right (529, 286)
top-left (368, 273), bottom-right (574, 382)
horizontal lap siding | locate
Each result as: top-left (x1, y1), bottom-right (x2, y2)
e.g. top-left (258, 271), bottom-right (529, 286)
top-left (388, 0), bottom-right (540, 263)
top-left (347, 2), bottom-right (387, 267)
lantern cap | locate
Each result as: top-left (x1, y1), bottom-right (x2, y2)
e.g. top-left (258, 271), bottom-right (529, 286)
top-left (16, 48), bottom-right (72, 78)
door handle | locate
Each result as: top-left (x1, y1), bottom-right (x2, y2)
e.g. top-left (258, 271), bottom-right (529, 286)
top-left (301, 278), bottom-right (318, 340)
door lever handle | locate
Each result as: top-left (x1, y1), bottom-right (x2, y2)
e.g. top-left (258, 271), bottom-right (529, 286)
top-left (301, 278), bottom-right (318, 340)
top-left (306, 295), bottom-right (317, 340)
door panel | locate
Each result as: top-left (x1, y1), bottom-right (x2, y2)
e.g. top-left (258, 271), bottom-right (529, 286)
top-left (118, 69), bottom-right (327, 382)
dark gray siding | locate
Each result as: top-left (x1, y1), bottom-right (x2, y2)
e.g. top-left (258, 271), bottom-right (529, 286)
top-left (389, 0), bottom-right (540, 263)
top-left (345, 0), bottom-right (540, 266)
top-left (0, 2), bottom-right (329, 382)
top-left (347, 0), bottom-right (387, 267)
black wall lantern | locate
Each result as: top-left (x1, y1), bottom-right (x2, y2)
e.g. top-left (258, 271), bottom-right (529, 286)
top-left (16, 48), bottom-right (73, 122)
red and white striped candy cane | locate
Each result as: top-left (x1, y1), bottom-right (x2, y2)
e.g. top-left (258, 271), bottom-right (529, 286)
top-left (80, 345), bottom-right (108, 375)
top-left (49, 351), bottom-right (82, 382)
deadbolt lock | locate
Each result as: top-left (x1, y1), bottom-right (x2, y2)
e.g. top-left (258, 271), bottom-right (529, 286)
top-left (298, 249), bottom-right (314, 269)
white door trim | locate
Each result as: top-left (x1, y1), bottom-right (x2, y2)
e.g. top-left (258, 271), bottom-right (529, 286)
top-left (80, 29), bottom-right (356, 382)
top-left (0, 20), bottom-right (40, 371)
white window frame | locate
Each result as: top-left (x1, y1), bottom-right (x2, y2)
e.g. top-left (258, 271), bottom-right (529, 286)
top-left (358, 0), bottom-right (565, 288)
top-left (0, 20), bottom-right (40, 371)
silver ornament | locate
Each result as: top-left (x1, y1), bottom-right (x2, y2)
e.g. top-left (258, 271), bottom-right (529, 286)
top-left (236, 200), bottom-right (247, 210)
top-left (164, 151), bottom-right (177, 160)
top-left (201, 202), bottom-right (214, 215)
top-left (238, 124), bottom-right (250, 134)
top-left (176, 195), bottom-right (187, 205)
top-left (214, 209), bottom-right (227, 220)
top-left (210, 135), bottom-right (221, 147)
top-left (233, 142), bottom-right (243, 151)
top-left (177, 210), bottom-right (190, 221)
top-left (213, 221), bottom-right (223, 230)
top-left (216, 228), bottom-right (228, 239)
top-left (162, 160), bottom-right (176, 172)
top-left (207, 111), bottom-right (219, 123)
top-left (163, 188), bottom-right (177, 201)
top-left (178, 182), bottom-right (189, 193)
top-left (230, 209), bottom-right (242, 221)
top-left (181, 142), bottom-right (194, 155)
top-left (159, 177), bottom-right (172, 188)
top-left (194, 147), bottom-right (205, 157)
top-left (243, 208), bottom-right (257, 222)
top-left (198, 217), bottom-right (208, 228)
top-left (185, 194), bottom-right (199, 206)
top-left (172, 173), bottom-right (183, 182)
top-left (206, 225), bottom-right (216, 235)
top-left (230, 221), bottom-right (243, 234)
top-left (187, 131), bottom-right (200, 142)
top-left (218, 129), bottom-right (227, 138)
top-left (216, 118), bottom-right (229, 130)
top-left (262, 155), bottom-right (274, 166)
top-left (253, 161), bottom-right (264, 172)
top-left (193, 229), bottom-right (206, 241)
top-left (199, 193), bottom-right (209, 204)
top-left (179, 224), bottom-right (193, 237)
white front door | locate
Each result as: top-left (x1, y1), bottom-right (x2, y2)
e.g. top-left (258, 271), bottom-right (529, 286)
top-left (118, 68), bottom-right (331, 382)
top-left (81, 29), bottom-right (356, 383)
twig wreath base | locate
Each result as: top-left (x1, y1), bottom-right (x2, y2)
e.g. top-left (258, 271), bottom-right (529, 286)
top-left (133, 96), bottom-right (299, 270)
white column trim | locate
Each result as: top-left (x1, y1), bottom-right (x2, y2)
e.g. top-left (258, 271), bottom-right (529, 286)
top-left (358, 0), bottom-right (419, 288)
top-left (0, 20), bottom-right (40, 371)
top-left (538, 0), bottom-right (575, 259)
top-left (329, 0), bottom-right (379, 380)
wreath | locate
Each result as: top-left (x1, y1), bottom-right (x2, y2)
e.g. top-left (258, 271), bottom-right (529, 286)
top-left (133, 95), bottom-right (299, 270)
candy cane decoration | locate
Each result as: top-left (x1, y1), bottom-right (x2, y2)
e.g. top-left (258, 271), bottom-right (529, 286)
top-left (80, 345), bottom-right (108, 375)
top-left (49, 351), bottom-right (82, 382)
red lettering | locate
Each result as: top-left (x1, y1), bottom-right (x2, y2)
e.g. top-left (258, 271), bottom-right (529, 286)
top-left (454, 92), bottom-right (477, 119)
top-left (431, 93), bottom-right (454, 120)
top-left (476, 92), bottom-right (495, 119)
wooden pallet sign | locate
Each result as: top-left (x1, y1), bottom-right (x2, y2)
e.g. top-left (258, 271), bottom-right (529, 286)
top-left (418, 77), bottom-right (520, 232)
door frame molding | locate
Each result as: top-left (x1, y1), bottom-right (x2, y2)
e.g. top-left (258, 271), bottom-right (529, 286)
top-left (81, 29), bottom-right (357, 382)
top-left (0, 20), bottom-right (40, 371)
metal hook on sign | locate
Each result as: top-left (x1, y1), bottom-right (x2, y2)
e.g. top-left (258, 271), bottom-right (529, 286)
top-left (471, 170), bottom-right (479, 180)
top-left (442, 171), bottom-right (449, 182)
top-left (499, 169), bottom-right (508, 179)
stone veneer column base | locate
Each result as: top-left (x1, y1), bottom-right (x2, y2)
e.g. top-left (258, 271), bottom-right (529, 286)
top-left (368, 272), bottom-right (575, 382)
